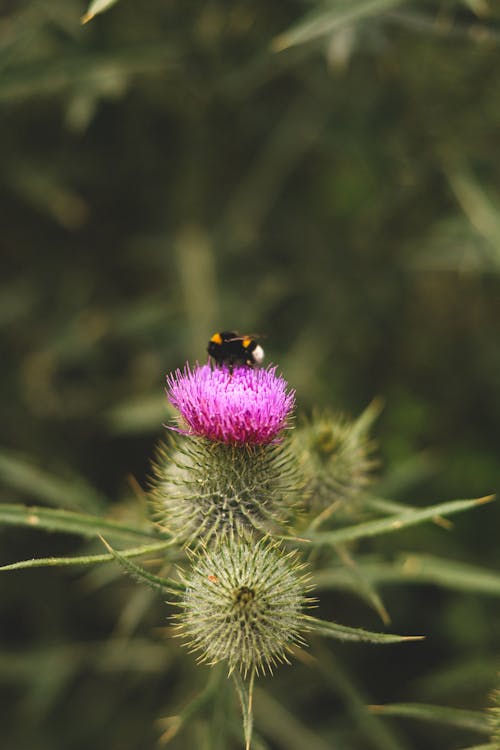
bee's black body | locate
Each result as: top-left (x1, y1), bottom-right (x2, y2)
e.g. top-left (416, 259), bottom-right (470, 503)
top-left (207, 331), bottom-right (264, 368)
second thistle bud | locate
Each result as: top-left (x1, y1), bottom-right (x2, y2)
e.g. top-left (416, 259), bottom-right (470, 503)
top-left (291, 402), bottom-right (380, 512)
top-left (176, 534), bottom-right (311, 676)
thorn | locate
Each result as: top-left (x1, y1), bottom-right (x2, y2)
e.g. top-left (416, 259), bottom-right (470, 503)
top-left (156, 715), bottom-right (182, 744)
top-left (402, 635), bottom-right (426, 642)
top-left (80, 12), bottom-right (94, 24)
top-left (379, 605), bottom-right (391, 627)
top-left (279, 534), bottom-right (312, 544)
top-left (432, 515), bottom-right (454, 530)
top-left (97, 534), bottom-right (112, 552)
top-left (127, 473), bottom-right (147, 505)
top-left (270, 34), bottom-right (288, 52)
top-left (475, 494), bottom-right (496, 505)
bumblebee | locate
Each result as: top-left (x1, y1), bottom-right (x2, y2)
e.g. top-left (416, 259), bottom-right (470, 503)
top-left (207, 331), bottom-right (264, 368)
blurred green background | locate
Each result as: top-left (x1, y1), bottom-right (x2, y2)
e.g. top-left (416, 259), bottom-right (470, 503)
top-left (1, 1), bottom-right (499, 749)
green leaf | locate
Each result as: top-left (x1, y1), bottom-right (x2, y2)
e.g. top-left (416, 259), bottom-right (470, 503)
top-left (368, 703), bottom-right (491, 734)
top-left (0, 448), bottom-right (106, 512)
top-left (98, 537), bottom-right (184, 594)
top-left (105, 393), bottom-right (169, 434)
top-left (445, 159), bottom-right (500, 257)
top-left (272, 0), bottom-right (405, 52)
top-left (0, 503), bottom-right (161, 544)
top-left (366, 496), bottom-right (453, 529)
top-left (232, 670), bottom-right (255, 750)
top-left (0, 640), bottom-right (173, 678)
top-left (312, 644), bottom-right (409, 750)
top-left (253, 686), bottom-right (338, 750)
top-left (158, 667), bottom-right (224, 745)
top-left (373, 452), bottom-right (437, 498)
top-left (352, 397), bottom-right (384, 436)
top-left (333, 543), bottom-right (390, 624)
top-left (307, 495), bottom-right (495, 546)
top-left (0, 540), bottom-right (173, 572)
top-left (314, 553), bottom-right (500, 597)
top-left (0, 47), bottom-right (178, 103)
top-left (304, 615), bottom-right (424, 644)
top-left (81, 0), bottom-right (121, 24)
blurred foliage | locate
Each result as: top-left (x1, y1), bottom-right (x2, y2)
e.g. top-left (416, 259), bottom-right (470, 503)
top-left (1, 0), bottom-right (499, 749)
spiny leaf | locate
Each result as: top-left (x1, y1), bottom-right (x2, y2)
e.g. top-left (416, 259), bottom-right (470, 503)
top-left (366, 496), bottom-right (453, 529)
top-left (304, 615), bottom-right (424, 644)
top-left (351, 397), bottom-right (384, 437)
top-left (272, 0), bottom-right (405, 52)
top-left (444, 159), bottom-right (500, 254)
top-left (81, 0), bottom-right (121, 24)
top-left (312, 644), bottom-right (408, 750)
top-left (307, 495), bottom-right (495, 546)
top-left (158, 667), bottom-right (224, 745)
top-left (0, 47), bottom-right (178, 103)
top-left (0, 640), bottom-right (172, 675)
top-left (253, 685), bottom-right (339, 750)
top-left (333, 543), bottom-right (390, 624)
top-left (314, 553), bottom-right (500, 597)
top-left (0, 448), bottom-right (106, 512)
top-left (0, 540), bottom-right (173, 572)
top-left (98, 536), bottom-right (184, 594)
top-left (0, 503), bottom-right (160, 544)
top-left (368, 703), bottom-right (491, 734)
top-left (105, 393), bottom-right (169, 435)
top-left (233, 670), bottom-right (255, 750)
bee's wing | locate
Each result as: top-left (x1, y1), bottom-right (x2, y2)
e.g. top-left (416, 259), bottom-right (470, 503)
top-left (227, 333), bottom-right (265, 342)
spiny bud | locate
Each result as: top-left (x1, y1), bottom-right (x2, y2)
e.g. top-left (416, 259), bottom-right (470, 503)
top-left (150, 436), bottom-right (303, 545)
top-left (175, 534), bottom-right (311, 676)
top-left (291, 401), bottom-right (380, 511)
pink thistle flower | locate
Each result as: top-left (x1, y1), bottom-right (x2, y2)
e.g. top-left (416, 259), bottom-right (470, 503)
top-left (166, 364), bottom-right (295, 445)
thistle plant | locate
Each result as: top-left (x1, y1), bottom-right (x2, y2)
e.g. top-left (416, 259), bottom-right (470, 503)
top-left (149, 355), bottom-right (429, 745)
top-left (0, 342), bottom-right (496, 750)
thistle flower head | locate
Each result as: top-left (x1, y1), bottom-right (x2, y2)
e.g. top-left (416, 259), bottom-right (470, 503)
top-left (176, 534), bottom-right (311, 676)
top-left (166, 364), bottom-right (295, 445)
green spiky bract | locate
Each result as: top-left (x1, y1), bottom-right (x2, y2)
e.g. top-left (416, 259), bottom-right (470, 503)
top-left (150, 435), bottom-right (304, 545)
top-left (176, 533), bottom-right (311, 677)
top-left (292, 402), bottom-right (380, 513)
